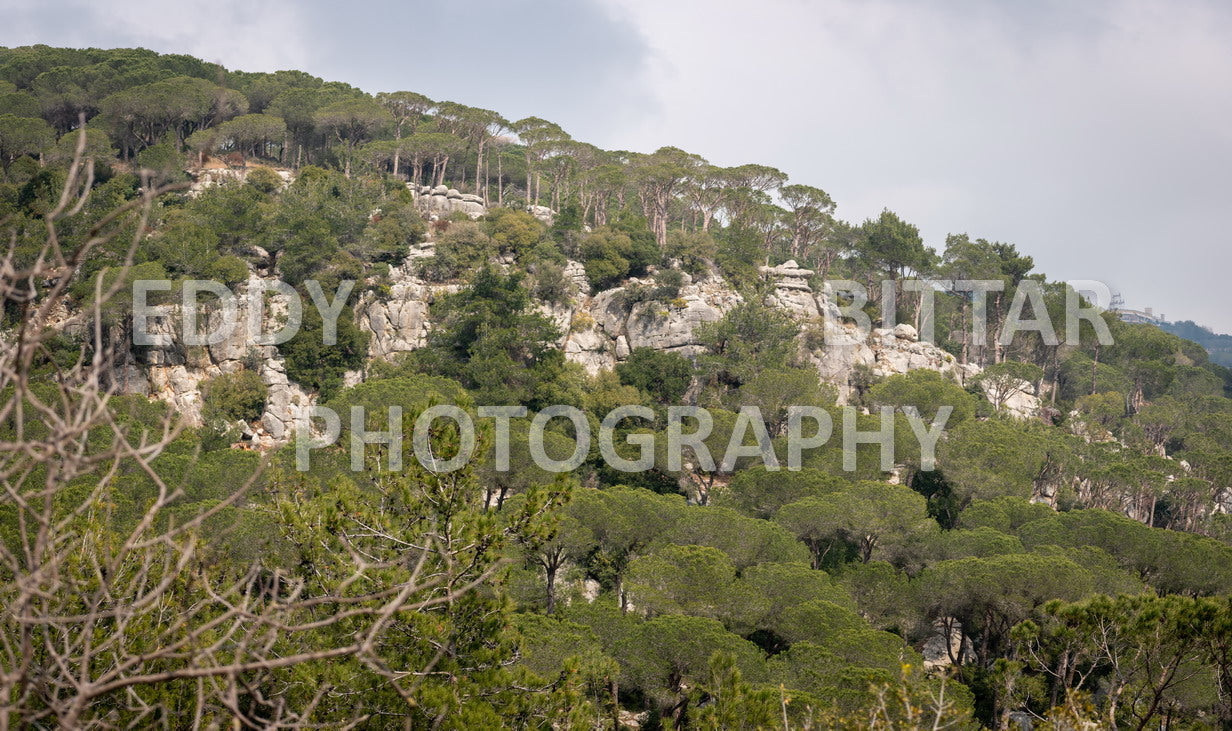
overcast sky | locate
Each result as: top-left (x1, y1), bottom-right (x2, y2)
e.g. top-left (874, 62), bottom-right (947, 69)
top-left (6, 0), bottom-right (1231, 331)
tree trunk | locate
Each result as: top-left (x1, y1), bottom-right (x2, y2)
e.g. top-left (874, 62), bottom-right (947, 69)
top-left (545, 564), bottom-right (557, 614)
top-left (525, 155), bottom-right (532, 208)
top-left (960, 300), bottom-right (970, 365)
top-left (1091, 343), bottom-right (1101, 395)
top-left (497, 151), bottom-right (504, 206)
top-left (474, 139), bottom-right (484, 198)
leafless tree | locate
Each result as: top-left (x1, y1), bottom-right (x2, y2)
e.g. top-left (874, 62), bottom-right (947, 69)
top-left (0, 127), bottom-right (524, 728)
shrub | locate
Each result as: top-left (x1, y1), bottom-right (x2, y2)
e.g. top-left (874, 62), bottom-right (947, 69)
top-left (422, 221), bottom-right (495, 282)
top-left (665, 229), bottom-right (717, 278)
top-left (570, 311), bottom-right (595, 333)
top-left (245, 165), bottom-right (283, 194)
top-left (135, 135), bottom-right (186, 183)
top-left (580, 226), bottom-right (659, 290)
top-left (201, 370), bottom-right (268, 426)
top-left (617, 347), bottom-right (695, 403)
top-left (483, 207), bottom-right (543, 255)
top-left (207, 255), bottom-right (251, 286)
top-left (355, 203), bottom-right (425, 265)
top-left (533, 261), bottom-right (572, 305)
top-left (281, 304), bottom-right (368, 399)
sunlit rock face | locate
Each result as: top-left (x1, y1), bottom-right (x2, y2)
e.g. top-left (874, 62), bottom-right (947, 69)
top-left (411, 184), bottom-right (487, 220)
top-left (51, 247), bottom-right (1039, 448)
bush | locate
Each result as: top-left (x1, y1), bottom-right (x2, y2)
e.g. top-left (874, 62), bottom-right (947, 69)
top-left (665, 230), bottom-right (717, 278)
top-left (713, 227), bottom-right (762, 290)
top-left (245, 166), bottom-right (283, 194)
top-left (201, 370), bottom-right (268, 426)
top-left (6, 156), bottom-right (39, 184)
top-left (207, 255), bottom-right (251, 286)
top-left (868, 369), bottom-right (976, 425)
top-left (281, 303), bottom-right (368, 399)
top-left (580, 226), bottom-right (659, 290)
top-left (532, 261), bottom-right (572, 305)
top-left (617, 347), bottom-right (694, 403)
top-left (356, 201), bottom-right (426, 264)
top-left (422, 221), bottom-right (494, 282)
top-left (483, 207), bottom-right (543, 255)
top-left (135, 135), bottom-right (186, 183)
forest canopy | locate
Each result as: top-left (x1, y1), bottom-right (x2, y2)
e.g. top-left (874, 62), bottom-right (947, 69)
top-left (0, 44), bottom-right (1230, 729)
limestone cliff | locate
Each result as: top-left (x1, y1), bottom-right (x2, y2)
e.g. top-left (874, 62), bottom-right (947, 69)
top-left (55, 227), bottom-right (1037, 445)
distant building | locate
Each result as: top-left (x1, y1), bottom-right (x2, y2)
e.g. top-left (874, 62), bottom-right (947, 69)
top-left (1114, 307), bottom-right (1166, 325)
top-left (1109, 294), bottom-right (1165, 325)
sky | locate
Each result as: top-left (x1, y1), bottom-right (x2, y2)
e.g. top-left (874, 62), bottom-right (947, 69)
top-left (5, 0), bottom-right (1231, 331)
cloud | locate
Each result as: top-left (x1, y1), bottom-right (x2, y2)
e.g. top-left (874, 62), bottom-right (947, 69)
top-left (597, 0), bottom-right (1232, 330)
top-left (271, 0), bottom-right (658, 140)
top-left (3, 0), bottom-right (655, 139)
top-left (4, 0), bottom-right (1229, 329)
top-left (3, 0), bottom-right (313, 70)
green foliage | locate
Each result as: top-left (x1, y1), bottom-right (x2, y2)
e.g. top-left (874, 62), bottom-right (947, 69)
top-left (869, 369), bottom-right (976, 425)
top-left (1014, 593), bottom-right (1232, 728)
top-left (579, 225), bottom-right (658, 290)
top-left (200, 369), bottom-right (267, 426)
top-left (207, 254), bottom-right (250, 285)
top-left (736, 367), bottom-right (836, 434)
top-left (6, 44), bottom-right (1232, 729)
top-left (0, 113), bottom-right (54, 173)
top-left (715, 466), bottom-right (844, 519)
top-left (857, 209), bottom-right (932, 278)
top-left (244, 164), bottom-right (283, 193)
top-left (616, 347), bottom-right (694, 404)
top-left (938, 418), bottom-right (1073, 508)
top-left (776, 482), bottom-right (935, 568)
top-left (482, 206), bottom-right (544, 255)
top-left (973, 360), bottom-right (1045, 412)
top-left (664, 229), bottom-right (717, 277)
top-left (281, 300), bottom-right (368, 399)
top-left (664, 506), bottom-right (810, 569)
top-left (413, 268), bottom-right (574, 407)
top-left (626, 544), bottom-right (744, 620)
top-left (696, 300), bottom-right (801, 390)
top-left (529, 260), bottom-right (571, 305)
top-left (134, 133), bottom-right (186, 181)
top-left (422, 220), bottom-right (495, 281)
top-left (917, 553), bottom-right (1097, 664)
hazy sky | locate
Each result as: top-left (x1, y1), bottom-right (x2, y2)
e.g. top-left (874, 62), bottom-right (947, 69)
top-left (6, 0), bottom-right (1231, 331)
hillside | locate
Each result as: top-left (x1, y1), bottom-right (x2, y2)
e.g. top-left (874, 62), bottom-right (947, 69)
top-left (1160, 319), bottom-right (1232, 367)
top-left (1, 45), bottom-right (1231, 728)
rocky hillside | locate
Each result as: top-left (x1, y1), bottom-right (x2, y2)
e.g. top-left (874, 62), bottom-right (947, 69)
top-left (82, 178), bottom-right (1036, 449)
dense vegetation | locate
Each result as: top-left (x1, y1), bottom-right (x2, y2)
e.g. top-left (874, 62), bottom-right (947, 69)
top-left (1161, 320), bottom-right (1232, 368)
top-left (2, 44), bottom-right (1232, 728)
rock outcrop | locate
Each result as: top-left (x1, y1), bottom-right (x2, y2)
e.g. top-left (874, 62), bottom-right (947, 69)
top-left (561, 272), bottom-right (742, 374)
top-left (758, 261), bottom-right (967, 403)
top-left (114, 280), bottom-right (317, 447)
top-left (411, 184), bottom-right (487, 220)
top-left (187, 164), bottom-right (293, 196)
top-left (55, 244), bottom-right (1041, 448)
top-left (527, 205), bottom-right (555, 224)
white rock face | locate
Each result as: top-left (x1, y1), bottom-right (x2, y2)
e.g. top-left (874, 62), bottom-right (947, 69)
top-left (122, 278), bottom-right (318, 446)
top-left (754, 264), bottom-right (965, 403)
top-left (557, 274), bottom-right (742, 375)
top-left (527, 205), bottom-right (555, 224)
top-left (978, 377), bottom-right (1043, 420)
top-left (187, 165), bottom-right (293, 196)
top-left (760, 260), bottom-right (821, 319)
top-left (411, 184), bottom-right (487, 220)
top-left (358, 278), bottom-right (432, 358)
top-left (63, 246), bottom-right (1044, 450)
